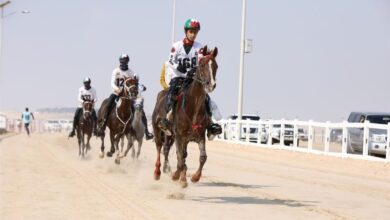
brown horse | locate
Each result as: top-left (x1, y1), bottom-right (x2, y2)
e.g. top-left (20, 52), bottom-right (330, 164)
top-left (97, 76), bottom-right (138, 164)
top-left (76, 100), bottom-right (94, 157)
top-left (152, 46), bottom-right (218, 187)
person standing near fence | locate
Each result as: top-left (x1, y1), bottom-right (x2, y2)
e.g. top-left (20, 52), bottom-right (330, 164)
top-left (21, 107), bottom-right (35, 136)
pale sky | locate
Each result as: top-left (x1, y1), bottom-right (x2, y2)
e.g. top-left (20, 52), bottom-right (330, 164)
top-left (0, 0), bottom-right (389, 121)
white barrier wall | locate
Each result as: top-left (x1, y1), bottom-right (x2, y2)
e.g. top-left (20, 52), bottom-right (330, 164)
top-left (217, 119), bottom-right (390, 163)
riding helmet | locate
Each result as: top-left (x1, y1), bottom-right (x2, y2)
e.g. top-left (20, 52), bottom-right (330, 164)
top-left (184, 18), bottom-right (200, 32)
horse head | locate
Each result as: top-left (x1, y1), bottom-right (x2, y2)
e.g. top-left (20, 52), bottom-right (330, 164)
top-left (196, 45), bottom-right (218, 93)
top-left (120, 76), bottom-right (139, 99)
top-left (82, 100), bottom-right (94, 119)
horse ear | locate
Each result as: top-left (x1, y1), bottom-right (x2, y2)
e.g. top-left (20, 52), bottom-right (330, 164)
top-left (212, 47), bottom-right (218, 57)
top-left (202, 45), bottom-right (208, 56)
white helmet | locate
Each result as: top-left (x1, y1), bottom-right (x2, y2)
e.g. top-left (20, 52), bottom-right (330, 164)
top-left (83, 77), bottom-right (91, 83)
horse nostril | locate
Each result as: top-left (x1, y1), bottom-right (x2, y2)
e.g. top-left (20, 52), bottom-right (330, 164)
top-left (213, 84), bottom-right (216, 89)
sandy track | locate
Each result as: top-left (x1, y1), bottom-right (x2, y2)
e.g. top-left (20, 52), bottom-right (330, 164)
top-left (1, 133), bottom-right (390, 220)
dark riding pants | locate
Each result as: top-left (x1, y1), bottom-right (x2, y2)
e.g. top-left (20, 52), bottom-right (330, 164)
top-left (166, 77), bottom-right (185, 112)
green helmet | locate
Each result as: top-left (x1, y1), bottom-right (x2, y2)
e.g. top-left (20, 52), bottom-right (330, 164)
top-left (184, 18), bottom-right (200, 31)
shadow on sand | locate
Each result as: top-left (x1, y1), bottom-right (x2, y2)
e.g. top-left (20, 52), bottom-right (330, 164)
top-left (190, 196), bottom-right (316, 207)
top-left (198, 181), bottom-right (273, 189)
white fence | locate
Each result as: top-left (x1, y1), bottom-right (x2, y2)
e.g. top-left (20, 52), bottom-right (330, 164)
top-left (216, 119), bottom-right (390, 163)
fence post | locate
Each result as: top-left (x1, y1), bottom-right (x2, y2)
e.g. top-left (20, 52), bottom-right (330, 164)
top-left (227, 119), bottom-right (232, 140)
top-left (308, 120), bottom-right (314, 151)
top-left (267, 121), bottom-right (272, 146)
top-left (293, 119), bottom-right (298, 148)
top-left (257, 120), bottom-right (261, 145)
top-left (342, 121), bottom-right (348, 157)
top-left (245, 119), bottom-right (250, 143)
top-left (362, 120), bottom-right (369, 158)
top-left (280, 119), bottom-right (285, 146)
top-left (387, 122), bottom-right (390, 162)
top-left (325, 121), bottom-right (330, 154)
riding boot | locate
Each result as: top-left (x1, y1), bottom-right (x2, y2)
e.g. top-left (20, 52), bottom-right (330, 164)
top-left (69, 108), bottom-right (82, 138)
top-left (97, 94), bottom-right (117, 136)
top-left (141, 110), bottom-right (154, 140)
top-left (205, 95), bottom-right (222, 140)
top-left (159, 78), bottom-right (180, 131)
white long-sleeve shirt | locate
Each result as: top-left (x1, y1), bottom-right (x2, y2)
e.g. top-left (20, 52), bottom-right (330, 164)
top-left (111, 67), bottom-right (135, 95)
top-left (166, 39), bottom-right (203, 84)
top-left (78, 86), bottom-right (97, 107)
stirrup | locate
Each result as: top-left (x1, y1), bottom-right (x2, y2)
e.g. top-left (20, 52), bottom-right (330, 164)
top-left (68, 130), bottom-right (75, 138)
top-left (145, 132), bottom-right (154, 140)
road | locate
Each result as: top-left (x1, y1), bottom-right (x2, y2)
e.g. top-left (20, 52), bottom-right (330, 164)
top-left (1, 133), bottom-right (390, 220)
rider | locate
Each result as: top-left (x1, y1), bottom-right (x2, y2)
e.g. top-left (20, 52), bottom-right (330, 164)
top-left (21, 107), bottom-right (35, 136)
top-left (159, 18), bottom-right (222, 138)
top-left (97, 54), bottom-right (154, 140)
top-left (133, 74), bottom-right (154, 140)
top-left (68, 77), bottom-right (98, 137)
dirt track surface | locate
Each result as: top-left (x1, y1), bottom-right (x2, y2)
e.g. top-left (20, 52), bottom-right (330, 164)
top-left (1, 133), bottom-right (390, 220)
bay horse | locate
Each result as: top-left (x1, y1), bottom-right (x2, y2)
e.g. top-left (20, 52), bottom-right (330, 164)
top-left (97, 76), bottom-right (138, 164)
top-left (120, 101), bottom-right (145, 159)
top-left (76, 100), bottom-right (94, 157)
top-left (152, 46), bottom-right (218, 187)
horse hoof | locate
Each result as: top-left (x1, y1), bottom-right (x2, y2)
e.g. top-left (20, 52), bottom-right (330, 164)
top-left (171, 171), bottom-right (180, 181)
top-left (107, 152), bottom-right (113, 157)
top-left (163, 165), bottom-right (171, 174)
top-left (99, 152), bottom-right (104, 158)
top-left (191, 175), bottom-right (201, 183)
top-left (154, 171), bottom-right (161, 180)
top-left (115, 158), bottom-right (120, 164)
top-left (180, 180), bottom-right (188, 188)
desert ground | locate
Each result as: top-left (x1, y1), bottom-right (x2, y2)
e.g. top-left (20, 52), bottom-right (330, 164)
top-left (1, 132), bottom-right (390, 220)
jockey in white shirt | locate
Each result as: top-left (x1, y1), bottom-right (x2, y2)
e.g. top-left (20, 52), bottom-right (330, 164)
top-left (158, 18), bottom-right (222, 139)
top-left (68, 77), bottom-right (98, 137)
top-left (96, 54), bottom-right (154, 140)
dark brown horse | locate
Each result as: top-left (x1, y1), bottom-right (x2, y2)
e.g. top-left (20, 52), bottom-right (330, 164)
top-left (76, 100), bottom-right (94, 157)
top-left (152, 46), bottom-right (218, 187)
top-left (97, 76), bottom-right (138, 164)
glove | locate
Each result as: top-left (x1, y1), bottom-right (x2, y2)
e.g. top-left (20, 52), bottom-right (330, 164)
top-left (187, 67), bottom-right (197, 78)
top-left (176, 63), bottom-right (187, 73)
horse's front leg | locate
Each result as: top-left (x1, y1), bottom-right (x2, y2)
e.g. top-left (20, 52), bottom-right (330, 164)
top-left (162, 136), bottom-right (172, 173)
top-left (173, 139), bottom-right (188, 188)
top-left (86, 133), bottom-right (91, 153)
top-left (99, 132), bottom-right (105, 158)
top-left (191, 138), bottom-right (207, 183)
top-left (106, 130), bottom-right (116, 157)
top-left (77, 131), bottom-right (82, 156)
top-left (114, 133), bottom-right (123, 164)
top-left (81, 132), bottom-right (86, 157)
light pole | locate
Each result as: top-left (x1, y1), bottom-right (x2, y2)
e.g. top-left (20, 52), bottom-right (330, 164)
top-left (0, 0), bottom-right (29, 109)
top-left (171, 0), bottom-right (176, 45)
top-left (236, 0), bottom-right (247, 140)
top-left (0, 1), bottom-right (11, 62)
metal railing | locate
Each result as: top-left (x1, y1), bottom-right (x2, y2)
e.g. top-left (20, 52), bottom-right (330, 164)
top-left (216, 119), bottom-right (390, 163)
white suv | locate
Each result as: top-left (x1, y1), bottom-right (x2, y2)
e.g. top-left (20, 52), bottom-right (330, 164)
top-left (224, 114), bottom-right (268, 143)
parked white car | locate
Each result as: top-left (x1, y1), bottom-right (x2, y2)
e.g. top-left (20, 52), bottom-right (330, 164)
top-left (44, 120), bottom-right (62, 132)
top-left (270, 124), bottom-right (295, 145)
top-left (59, 119), bottom-right (73, 132)
top-left (223, 114), bottom-right (268, 143)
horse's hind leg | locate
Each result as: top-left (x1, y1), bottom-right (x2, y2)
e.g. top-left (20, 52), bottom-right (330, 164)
top-left (191, 140), bottom-right (207, 183)
top-left (136, 139), bottom-right (142, 158)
